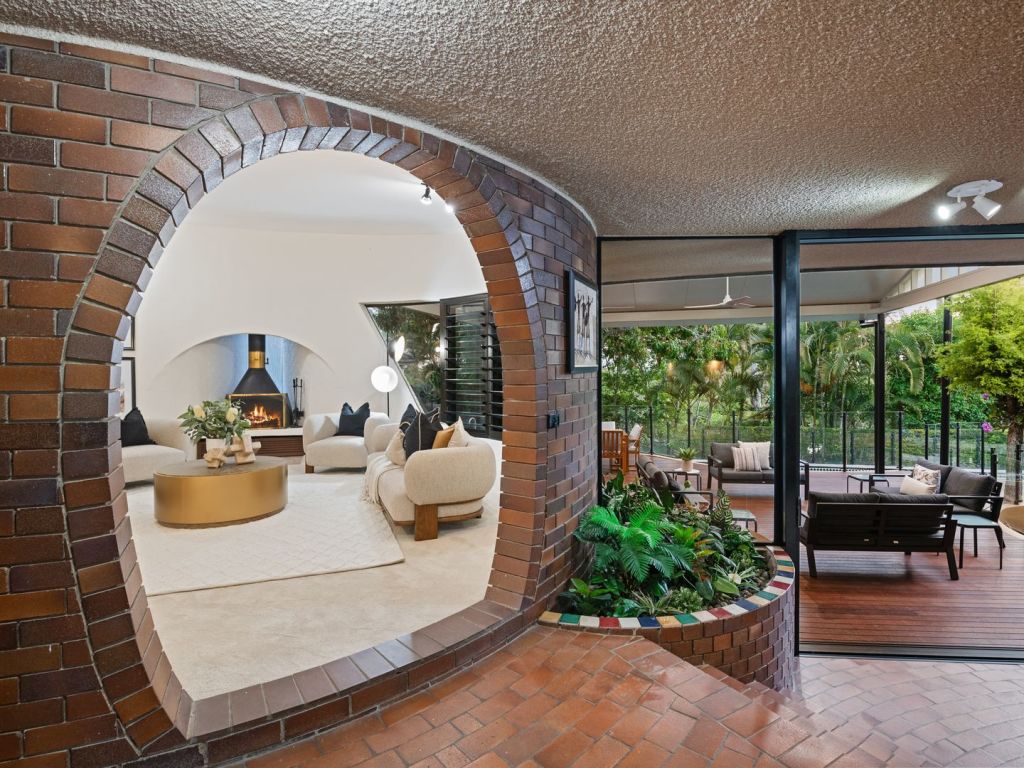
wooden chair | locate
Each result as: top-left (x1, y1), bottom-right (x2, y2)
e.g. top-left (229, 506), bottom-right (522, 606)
top-left (602, 429), bottom-right (627, 473)
top-left (626, 423), bottom-right (644, 469)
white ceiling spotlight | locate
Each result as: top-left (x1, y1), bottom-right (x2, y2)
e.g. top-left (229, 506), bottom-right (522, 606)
top-left (420, 183), bottom-right (432, 205)
top-left (937, 180), bottom-right (1003, 221)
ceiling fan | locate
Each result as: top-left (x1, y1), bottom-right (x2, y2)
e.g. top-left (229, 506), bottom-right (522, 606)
top-left (684, 276), bottom-right (755, 309)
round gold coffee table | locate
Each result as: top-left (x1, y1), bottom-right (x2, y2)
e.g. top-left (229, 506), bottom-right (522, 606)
top-left (153, 457), bottom-right (288, 527)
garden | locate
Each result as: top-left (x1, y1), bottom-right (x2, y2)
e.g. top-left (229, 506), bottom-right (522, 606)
top-left (558, 473), bottom-right (769, 618)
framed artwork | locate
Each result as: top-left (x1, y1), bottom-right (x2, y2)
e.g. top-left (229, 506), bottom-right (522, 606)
top-left (567, 269), bottom-right (599, 373)
top-left (124, 316), bottom-right (135, 351)
top-left (118, 357), bottom-right (136, 416)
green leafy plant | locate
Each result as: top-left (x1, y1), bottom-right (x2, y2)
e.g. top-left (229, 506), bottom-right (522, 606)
top-left (677, 446), bottom-right (696, 461)
top-left (562, 479), bottom-right (768, 617)
top-left (178, 398), bottom-right (251, 442)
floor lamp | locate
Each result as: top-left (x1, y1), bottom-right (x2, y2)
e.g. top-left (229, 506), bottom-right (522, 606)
top-left (370, 334), bottom-right (402, 417)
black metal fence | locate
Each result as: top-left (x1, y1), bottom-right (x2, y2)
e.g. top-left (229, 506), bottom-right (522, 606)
top-left (602, 406), bottom-right (1008, 473)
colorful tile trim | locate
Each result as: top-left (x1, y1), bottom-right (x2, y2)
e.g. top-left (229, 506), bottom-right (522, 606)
top-left (542, 546), bottom-right (794, 631)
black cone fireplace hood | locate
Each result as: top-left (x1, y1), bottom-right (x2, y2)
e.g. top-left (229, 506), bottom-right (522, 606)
top-left (233, 334), bottom-right (281, 394)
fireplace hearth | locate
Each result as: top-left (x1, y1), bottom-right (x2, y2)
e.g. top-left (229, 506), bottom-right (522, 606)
top-left (229, 334), bottom-right (290, 429)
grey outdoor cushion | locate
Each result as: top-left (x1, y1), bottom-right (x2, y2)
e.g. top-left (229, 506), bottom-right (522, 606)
top-left (651, 470), bottom-right (671, 491)
top-left (710, 442), bottom-right (735, 468)
top-left (943, 468), bottom-right (996, 513)
top-left (761, 469), bottom-right (775, 482)
top-left (807, 491), bottom-right (880, 517)
top-left (719, 469), bottom-right (766, 483)
top-left (875, 492), bottom-right (950, 505)
top-left (914, 459), bottom-right (954, 490)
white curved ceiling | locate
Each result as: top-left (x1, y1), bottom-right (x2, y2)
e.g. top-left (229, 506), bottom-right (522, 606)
top-left (4, 1), bottom-right (1024, 235)
top-left (184, 151), bottom-right (466, 236)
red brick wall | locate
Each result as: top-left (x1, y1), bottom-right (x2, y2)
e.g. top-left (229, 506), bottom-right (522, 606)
top-left (0, 32), bottom-right (597, 766)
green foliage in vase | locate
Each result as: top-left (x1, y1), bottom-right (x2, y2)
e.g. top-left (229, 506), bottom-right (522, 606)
top-left (178, 398), bottom-right (250, 442)
top-left (677, 446), bottom-right (696, 461)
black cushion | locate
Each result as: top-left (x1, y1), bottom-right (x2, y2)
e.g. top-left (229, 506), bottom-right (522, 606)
top-left (402, 408), bottom-right (442, 459)
top-left (914, 459), bottom-right (954, 491)
top-left (399, 403), bottom-right (417, 430)
top-left (710, 442), bottom-right (735, 468)
top-left (942, 468), bottom-right (996, 513)
top-left (121, 407), bottom-right (155, 447)
top-left (336, 402), bottom-right (371, 436)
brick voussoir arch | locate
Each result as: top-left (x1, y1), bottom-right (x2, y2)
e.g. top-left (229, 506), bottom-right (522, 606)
top-left (59, 91), bottom-right (561, 761)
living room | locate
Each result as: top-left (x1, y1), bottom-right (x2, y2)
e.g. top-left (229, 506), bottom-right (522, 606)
top-left (116, 148), bottom-right (506, 698)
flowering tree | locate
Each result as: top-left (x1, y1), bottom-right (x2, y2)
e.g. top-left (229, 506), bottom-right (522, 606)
top-left (936, 280), bottom-right (1024, 447)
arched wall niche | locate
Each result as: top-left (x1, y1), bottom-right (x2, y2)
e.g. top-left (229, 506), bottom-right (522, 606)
top-left (0, 33), bottom-right (596, 767)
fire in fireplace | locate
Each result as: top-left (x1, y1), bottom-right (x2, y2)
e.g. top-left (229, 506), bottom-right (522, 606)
top-left (228, 334), bottom-right (290, 429)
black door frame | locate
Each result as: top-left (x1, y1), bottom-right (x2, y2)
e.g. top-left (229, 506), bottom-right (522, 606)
top-left (599, 222), bottom-right (1024, 660)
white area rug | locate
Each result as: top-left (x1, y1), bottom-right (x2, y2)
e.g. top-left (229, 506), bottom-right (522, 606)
top-left (128, 474), bottom-right (404, 596)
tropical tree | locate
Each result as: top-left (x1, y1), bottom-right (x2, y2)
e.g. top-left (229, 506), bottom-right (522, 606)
top-left (936, 280), bottom-right (1024, 446)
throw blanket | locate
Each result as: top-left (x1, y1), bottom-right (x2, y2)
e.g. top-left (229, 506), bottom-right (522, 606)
top-left (363, 453), bottom-right (399, 504)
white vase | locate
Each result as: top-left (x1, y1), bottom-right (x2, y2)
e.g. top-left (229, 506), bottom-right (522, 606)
top-left (681, 459), bottom-right (695, 472)
top-left (204, 437), bottom-right (227, 452)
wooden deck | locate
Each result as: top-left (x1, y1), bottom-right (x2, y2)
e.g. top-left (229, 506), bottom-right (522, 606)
top-left (608, 457), bottom-right (1024, 653)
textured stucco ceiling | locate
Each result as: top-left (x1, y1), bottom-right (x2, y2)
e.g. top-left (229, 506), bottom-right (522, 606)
top-left (4, 1), bottom-right (1024, 235)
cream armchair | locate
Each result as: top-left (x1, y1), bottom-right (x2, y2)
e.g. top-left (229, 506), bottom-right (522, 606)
top-left (303, 411), bottom-right (393, 472)
top-left (122, 418), bottom-right (190, 483)
top-left (371, 423), bottom-right (497, 540)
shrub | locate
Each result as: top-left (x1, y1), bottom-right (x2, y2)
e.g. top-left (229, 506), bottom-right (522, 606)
top-left (560, 476), bottom-right (767, 617)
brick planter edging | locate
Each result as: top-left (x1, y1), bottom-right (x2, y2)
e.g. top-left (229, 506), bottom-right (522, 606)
top-left (539, 546), bottom-right (796, 690)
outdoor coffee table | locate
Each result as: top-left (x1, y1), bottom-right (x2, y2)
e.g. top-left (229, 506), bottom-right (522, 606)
top-left (953, 514), bottom-right (1005, 569)
top-left (732, 509), bottom-right (758, 531)
top-left (845, 472), bottom-right (908, 493)
top-left (664, 468), bottom-right (703, 491)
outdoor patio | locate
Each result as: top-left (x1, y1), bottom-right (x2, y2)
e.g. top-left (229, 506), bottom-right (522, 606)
top-left (610, 457), bottom-right (1024, 652)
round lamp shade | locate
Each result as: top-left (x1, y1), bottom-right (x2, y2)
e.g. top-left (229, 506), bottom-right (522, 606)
top-left (370, 365), bottom-right (399, 393)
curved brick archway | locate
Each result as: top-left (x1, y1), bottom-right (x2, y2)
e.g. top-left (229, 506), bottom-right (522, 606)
top-left (0, 34), bottom-right (596, 767)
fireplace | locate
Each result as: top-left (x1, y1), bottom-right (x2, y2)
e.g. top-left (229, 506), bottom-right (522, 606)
top-left (228, 334), bottom-right (290, 429)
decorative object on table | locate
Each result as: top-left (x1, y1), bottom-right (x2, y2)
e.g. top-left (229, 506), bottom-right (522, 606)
top-left (178, 398), bottom-right (252, 470)
top-left (229, 433), bottom-right (262, 464)
top-left (678, 446), bottom-right (696, 473)
top-left (291, 378), bottom-right (305, 427)
top-left (117, 357), bottom-right (136, 416)
top-left (566, 269), bottom-right (598, 373)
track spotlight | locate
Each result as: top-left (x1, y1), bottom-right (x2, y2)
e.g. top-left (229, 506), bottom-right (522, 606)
top-left (973, 195), bottom-right (1002, 220)
top-left (936, 199), bottom-right (966, 221)
top-left (937, 180), bottom-right (1003, 221)
top-left (420, 184), bottom-right (432, 205)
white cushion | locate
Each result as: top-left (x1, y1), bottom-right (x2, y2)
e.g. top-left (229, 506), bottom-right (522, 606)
top-left (601, 421), bottom-right (616, 430)
top-left (731, 444), bottom-right (761, 471)
top-left (449, 418), bottom-right (471, 448)
top-left (739, 441), bottom-right (771, 469)
top-left (911, 464), bottom-right (940, 492)
top-left (628, 423), bottom-right (643, 441)
top-left (305, 435), bottom-right (368, 469)
top-left (900, 475), bottom-right (934, 496)
top-left (385, 429), bottom-right (407, 466)
top-left (123, 444), bottom-right (186, 484)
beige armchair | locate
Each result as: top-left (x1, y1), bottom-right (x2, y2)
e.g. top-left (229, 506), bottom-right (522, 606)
top-left (371, 423), bottom-right (497, 540)
top-left (303, 411), bottom-right (393, 471)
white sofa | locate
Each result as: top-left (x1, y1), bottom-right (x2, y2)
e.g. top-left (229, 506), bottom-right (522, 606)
top-left (370, 423), bottom-right (497, 540)
top-left (123, 418), bottom-right (190, 483)
top-left (303, 411), bottom-right (393, 472)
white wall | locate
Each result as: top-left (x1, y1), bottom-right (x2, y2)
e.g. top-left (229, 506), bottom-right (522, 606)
top-left (134, 222), bottom-right (484, 420)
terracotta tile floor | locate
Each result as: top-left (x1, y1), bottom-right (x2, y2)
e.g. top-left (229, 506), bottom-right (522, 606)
top-left (238, 626), bottom-right (1024, 768)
